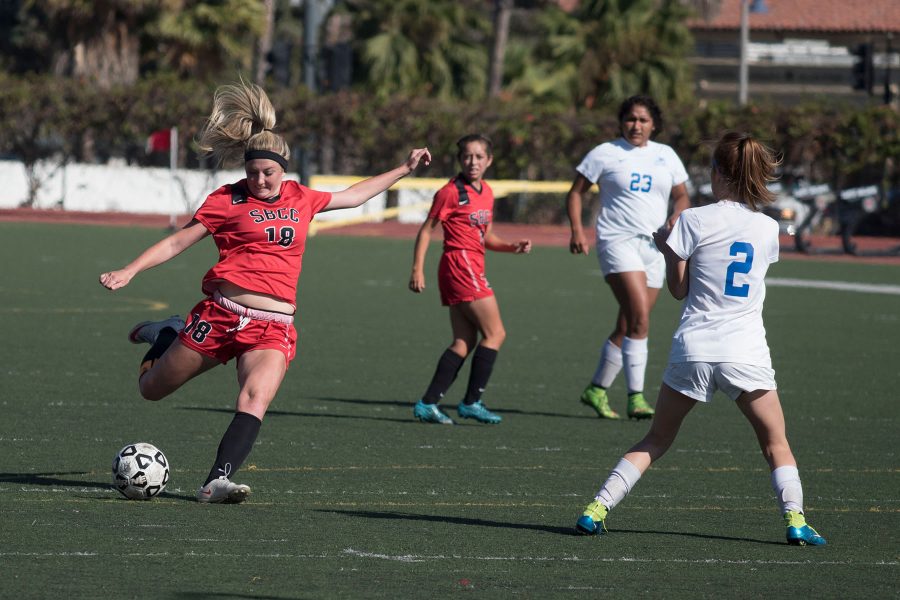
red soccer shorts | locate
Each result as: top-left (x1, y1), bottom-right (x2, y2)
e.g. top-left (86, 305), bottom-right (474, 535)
top-left (178, 296), bottom-right (297, 365)
top-left (437, 249), bottom-right (494, 306)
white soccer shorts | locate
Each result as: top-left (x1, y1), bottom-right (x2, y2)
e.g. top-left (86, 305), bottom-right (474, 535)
top-left (663, 361), bottom-right (777, 403)
top-left (597, 235), bottom-right (665, 288)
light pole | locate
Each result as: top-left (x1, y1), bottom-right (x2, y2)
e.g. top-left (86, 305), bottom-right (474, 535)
top-left (738, 0), bottom-right (768, 106)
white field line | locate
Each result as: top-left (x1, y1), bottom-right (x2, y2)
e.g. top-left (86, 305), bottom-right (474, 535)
top-left (341, 548), bottom-right (897, 567)
top-left (767, 277), bottom-right (900, 295)
top-left (1, 549), bottom-right (894, 568)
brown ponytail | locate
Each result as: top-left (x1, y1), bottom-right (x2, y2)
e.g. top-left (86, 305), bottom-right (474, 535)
top-left (712, 132), bottom-right (781, 211)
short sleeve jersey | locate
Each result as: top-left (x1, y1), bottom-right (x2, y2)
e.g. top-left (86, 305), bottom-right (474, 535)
top-left (428, 175), bottom-right (494, 255)
top-left (665, 200), bottom-right (780, 366)
top-left (576, 138), bottom-right (688, 251)
top-left (193, 179), bottom-right (332, 306)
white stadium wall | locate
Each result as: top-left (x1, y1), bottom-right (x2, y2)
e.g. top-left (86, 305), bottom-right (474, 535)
top-left (0, 159), bottom-right (389, 223)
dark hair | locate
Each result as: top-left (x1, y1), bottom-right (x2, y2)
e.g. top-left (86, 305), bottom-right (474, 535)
top-left (456, 133), bottom-right (493, 159)
top-left (618, 95), bottom-right (663, 139)
top-left (712, 131), bottom-right (781, 211)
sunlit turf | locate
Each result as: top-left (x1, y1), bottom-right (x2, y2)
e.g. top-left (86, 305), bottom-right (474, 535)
top-left (1, 222), bottom-right (897, 598)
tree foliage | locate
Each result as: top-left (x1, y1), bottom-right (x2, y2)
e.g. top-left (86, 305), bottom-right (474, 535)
top-left (343, 0), bottom-right (491, 100)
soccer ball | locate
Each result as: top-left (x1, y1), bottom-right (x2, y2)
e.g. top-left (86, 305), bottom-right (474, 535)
top-left (112, 443), bottom-right (170, 500)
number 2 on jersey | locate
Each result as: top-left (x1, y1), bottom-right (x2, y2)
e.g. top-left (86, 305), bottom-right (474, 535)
top-left (724, 242), bottom-right (754, 297)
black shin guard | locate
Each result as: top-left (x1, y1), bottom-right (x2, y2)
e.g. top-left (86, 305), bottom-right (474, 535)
top-left (422, 349), bottom-right (466, 404)
top-left (204, 412), bottom-right (262, 486)
top-left (463, 346), bottom-right (498, 405)
top-left (139, 327), bottom-right (178, 375)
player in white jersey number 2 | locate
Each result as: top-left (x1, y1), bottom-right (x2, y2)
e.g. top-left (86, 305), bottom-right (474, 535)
top-left (574, 132), bottom-right (826, 546)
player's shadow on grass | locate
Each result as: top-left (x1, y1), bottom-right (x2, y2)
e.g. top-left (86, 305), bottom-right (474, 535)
top-left (174, 593), bottom-right (307, 600)
top-left (315, 396), bottom-right (597, 421)
top-left (179, 396), bottom-right (596, 422)
top-left (0, 471), bottom-right (198, 502)
top-left (0, 471), bottom-right (109, 489)
top-left (317, 509), bottom-right (574, 536)
top-left (320, 509), bottom-right (783, 545)
top-left (613, 527), bottom-right (784, 546)
top-left (177, 405), bottom-right (415, 424)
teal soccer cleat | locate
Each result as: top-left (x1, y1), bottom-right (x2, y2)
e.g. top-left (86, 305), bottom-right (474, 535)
top-left (413, 400), bottom-right (455, 425)
top-left (457, 400), bottom-right (502, 424)
top-left (575, 499), bottom-right (608, 536)
top-left (784, 511), bottom-right (826, 546)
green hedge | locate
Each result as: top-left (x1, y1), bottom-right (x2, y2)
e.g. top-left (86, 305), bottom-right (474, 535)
top-left (1, 73), bottom-right (896, 194)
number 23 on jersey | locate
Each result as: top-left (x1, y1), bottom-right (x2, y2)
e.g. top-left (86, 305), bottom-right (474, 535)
top-left (629, 172), bottom-right (652, 192)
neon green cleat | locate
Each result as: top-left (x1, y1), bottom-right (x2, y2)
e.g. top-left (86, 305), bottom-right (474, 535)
top-left (580, 385), bottom-right (620, 419)
top-left (626, 392), bottom-right (655, 420)
top-left (784, 511), bottom-right (826, 546)
top-left (575, 499), bottom-right (608, 535)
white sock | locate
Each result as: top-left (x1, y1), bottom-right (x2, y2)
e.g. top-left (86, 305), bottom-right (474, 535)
top-left (594, 458), bottom-right (642, 511)
top-left (771, 465), bottom-right (804, 514)
top-left (622, 336), bottom-right (648, 394)
top-left (591, 339), bottom-right (623, 388)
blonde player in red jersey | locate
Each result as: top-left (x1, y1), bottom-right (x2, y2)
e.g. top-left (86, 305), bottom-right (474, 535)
top-left (409, 134), bottom-right (531, 425)
top-left (100, 80), bottom-right (430, 503)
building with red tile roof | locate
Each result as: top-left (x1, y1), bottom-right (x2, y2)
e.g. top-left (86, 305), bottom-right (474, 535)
top-left (687, 0), bottom-right (899, 104)
top-left (688, 0), bottom-right (900, 34)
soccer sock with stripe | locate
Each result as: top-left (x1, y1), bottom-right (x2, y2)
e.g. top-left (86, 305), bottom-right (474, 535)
top-left (204, 411), bottom-right (262, 486)
top-left (595, 457), bottom-right (642, 511)
top-left (422, 349), bottom-right (466, 405)
top-left (463, 346), bottom-right (498, 405)
top-left (771, 464), bottom-right (804, 514)
top-left (622, 336), bottom-right (648, 394)
top-left (591, 339), bottom-right (623, 388)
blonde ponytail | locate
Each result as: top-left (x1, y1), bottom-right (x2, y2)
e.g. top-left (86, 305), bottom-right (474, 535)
top-left (196, 80), bottom-right (290, 167)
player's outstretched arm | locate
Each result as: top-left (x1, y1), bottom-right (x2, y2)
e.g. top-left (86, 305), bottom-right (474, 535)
top-left (324, 147), bottom-right (432, 211)
top-left (99, 220), bottom-right (209, 291)
top-left (485, 227), bottom-right (531, 254)
top-left (409, 218), bottom-right (438, 293)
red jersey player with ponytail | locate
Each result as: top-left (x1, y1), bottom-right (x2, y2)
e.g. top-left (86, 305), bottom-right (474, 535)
top-left (409, 134), bottom-right (531, 425)
top-left (100, 80), bottom-right (430, 503)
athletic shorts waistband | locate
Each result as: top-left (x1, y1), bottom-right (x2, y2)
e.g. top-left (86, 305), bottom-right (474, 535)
top-left (212, 290), bottom-right (294, 325)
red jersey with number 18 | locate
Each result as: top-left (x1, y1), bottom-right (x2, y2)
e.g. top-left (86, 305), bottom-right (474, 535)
top-left (428, 175), bottom-right (494, 254)
top-left (193, 179), bottom-right (332, 307)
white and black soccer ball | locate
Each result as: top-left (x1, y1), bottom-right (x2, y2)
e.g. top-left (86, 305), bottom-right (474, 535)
top-left (112, 443), bottom-right (170, 500)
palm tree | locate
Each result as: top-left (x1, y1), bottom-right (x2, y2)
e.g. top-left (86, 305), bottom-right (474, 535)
top-left (344, 0), bottom-right (490, 100)
top-left (503, 4), bottom-right (584, 105)
top-left (514, 0), bottom-right (694, 107)
top-left (488, 0), bottom-right (514, 97)
top-left (147, 0), bottom-right (266, 80)
top-left (576, 0), bottom-right (695, 106)
top-left (20, 0), bottom-right (158, 88)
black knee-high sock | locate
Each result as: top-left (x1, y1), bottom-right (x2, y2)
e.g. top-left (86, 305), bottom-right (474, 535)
top-left (204, 411), bottom-right (262, 486)
top-left (422, 349), bottom-right (466, 404)
top-left (463, 346), bottom-right (498, 405)
top-left (139, 327), bottom-right (178, 377)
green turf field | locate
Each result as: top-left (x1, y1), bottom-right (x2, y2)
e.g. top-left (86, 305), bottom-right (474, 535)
top-left (1, 222), bottom-right (897, 599)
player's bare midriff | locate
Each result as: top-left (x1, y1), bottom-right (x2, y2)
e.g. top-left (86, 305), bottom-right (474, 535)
top-left (216, 280), bottom-right (296, 315)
